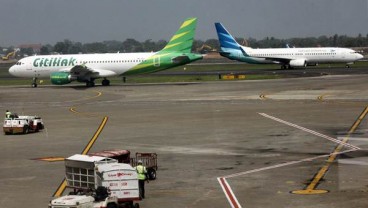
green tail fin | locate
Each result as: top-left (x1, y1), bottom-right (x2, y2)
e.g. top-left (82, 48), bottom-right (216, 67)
top-left (159, 17), bottom-right (197, 53)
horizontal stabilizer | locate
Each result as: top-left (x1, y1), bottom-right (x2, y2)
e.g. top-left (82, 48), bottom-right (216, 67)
top-left (172, 55), bottom-right (190, 64)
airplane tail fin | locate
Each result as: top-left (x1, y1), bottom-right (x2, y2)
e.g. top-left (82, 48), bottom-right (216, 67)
top-left (159, 17), bottom-right (197, 53)
top-left (215, 22), bottom-right (241, 50)
top-left (215, 22), bottom-right (252, 58)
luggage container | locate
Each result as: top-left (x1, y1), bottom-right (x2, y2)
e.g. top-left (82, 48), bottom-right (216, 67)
top-left (50, 154), bottom-right (140, 208)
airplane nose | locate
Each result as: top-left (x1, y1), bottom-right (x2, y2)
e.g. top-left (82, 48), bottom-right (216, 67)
top-left (9, 65), bottom-right (17, 76)
top-left (8, 66), bottom-right (14, 75)
top-left (358, 54), bottom-right (364, 60)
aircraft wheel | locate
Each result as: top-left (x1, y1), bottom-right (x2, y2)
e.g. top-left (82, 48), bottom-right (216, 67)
top-left (86, 81), bottom-right (95, 87)
top-left (32, 83), bottom-right (38, 88)
top-left (102, 79), bottom-right (110, 86)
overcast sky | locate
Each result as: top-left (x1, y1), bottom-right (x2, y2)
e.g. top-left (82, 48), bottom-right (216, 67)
top-left (1, 0), bottom-right (368, 46)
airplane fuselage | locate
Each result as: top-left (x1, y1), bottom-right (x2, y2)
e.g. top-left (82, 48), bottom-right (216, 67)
top-left (9, 53), bottom-right (155, 78)
top-left (222, 46), bottom-right (363, 66)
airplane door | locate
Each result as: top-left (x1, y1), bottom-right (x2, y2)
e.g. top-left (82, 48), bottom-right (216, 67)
top-left (26, 61), bottom-right (41, 78)
top-left (153, 56), bottom-right (160, 67)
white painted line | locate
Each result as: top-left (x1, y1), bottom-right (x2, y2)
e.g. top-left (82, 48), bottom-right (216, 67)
top-left (222, 149), bottom-right (355, 179)
top-left (218, 113), bottom-right (361, 207)
top-left (338, 137), bottom-right (368, 142)
top-left (218, 149), bottom-right (356, 208)
top-left (259, 113), bottom-right (360, 150)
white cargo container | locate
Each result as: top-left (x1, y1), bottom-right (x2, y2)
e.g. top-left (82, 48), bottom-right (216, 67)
top-left (50, 154), bottom-right (140, 208)
top-left (97, 163), bottom-right (140, 201)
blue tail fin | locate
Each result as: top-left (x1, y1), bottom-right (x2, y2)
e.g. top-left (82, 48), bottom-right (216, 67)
top-left (215, 23), bottom-right (240, 50)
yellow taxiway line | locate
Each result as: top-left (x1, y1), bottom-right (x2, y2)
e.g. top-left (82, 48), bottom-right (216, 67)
top-left (292, 106), bottom-right (368, 194)
top-left (52, 117), bottom-right (109, 197)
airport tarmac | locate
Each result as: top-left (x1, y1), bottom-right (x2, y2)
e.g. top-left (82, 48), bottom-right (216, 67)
top-left (1, 74), bottom-right (368, 208)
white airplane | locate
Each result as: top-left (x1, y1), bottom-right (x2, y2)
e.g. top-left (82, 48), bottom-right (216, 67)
top-left (215, 23), bottom-right (364, 69)
top-left (9, 17), bottom-right (202, 87)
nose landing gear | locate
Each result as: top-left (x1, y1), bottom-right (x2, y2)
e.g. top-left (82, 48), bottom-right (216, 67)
top-left (32, 77), bottom-right (38, 88)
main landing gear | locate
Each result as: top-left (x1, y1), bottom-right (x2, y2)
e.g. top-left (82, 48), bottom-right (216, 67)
top-left (86, 80), bottom-right (95, 87)
top-left (85, 78), bottom-right (110, 87)
top-left (101, 78), bottom-right (110, 86)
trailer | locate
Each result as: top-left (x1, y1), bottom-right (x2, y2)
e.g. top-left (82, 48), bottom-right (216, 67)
top-left (3, 115), bottom-right (44, 135)
top-left (88, 150), bottom-right (158, 180)
top-left (49, 154), bottom-right (140, 208)
top-left (49, 195), bottom-right (120, 208)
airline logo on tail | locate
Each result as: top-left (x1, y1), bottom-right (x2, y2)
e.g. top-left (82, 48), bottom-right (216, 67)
top-left (215, 22), bottom-right (251, 59)
top-left (215, 23), bottom-right (240, 50)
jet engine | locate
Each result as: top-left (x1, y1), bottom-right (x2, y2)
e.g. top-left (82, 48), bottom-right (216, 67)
top-left (50, 72), bottom-right (76, 85)
top-left (289, 59), bottom-right (307, 67)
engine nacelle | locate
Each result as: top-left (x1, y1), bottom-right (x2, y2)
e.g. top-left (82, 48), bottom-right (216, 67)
top-left (50, 72), bottom-right (75, 85)
top-left (289, 59), bottom-right (307, 67)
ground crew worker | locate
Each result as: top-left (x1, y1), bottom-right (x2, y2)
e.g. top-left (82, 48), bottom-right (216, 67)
top-left (5, 110), bottom-right (11, 118)
top-left (135, 160), bottom-right (147, 199)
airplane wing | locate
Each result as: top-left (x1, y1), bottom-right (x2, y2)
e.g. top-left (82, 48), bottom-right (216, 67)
top-left (59, 65), bottom-right (117, 78)
top-left (263, 57), bottom-right (291, 65)
top-left (239, 47), bottom-right (291, 65)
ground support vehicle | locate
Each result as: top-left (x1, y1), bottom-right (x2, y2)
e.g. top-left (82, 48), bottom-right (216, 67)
top-left (49, 154), bottom-right (140, 208)
top-left (49, 195), bottom-right (120, 208)
top-left (89, 150), bottom-right (158, 180)
top-left (3, 115), bottom-right (44, 135)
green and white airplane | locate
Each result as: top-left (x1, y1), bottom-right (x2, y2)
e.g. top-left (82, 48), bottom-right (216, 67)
top-left (9, 17), bottom-right (203, 87)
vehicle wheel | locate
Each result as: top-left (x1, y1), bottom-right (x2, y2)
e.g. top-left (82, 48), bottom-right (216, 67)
top-left (134, 203), bottom-right (140, 208)
top-left (23, 126), bottom-right (29, 134)
top-left (148, 169), bottom-right (156, 180)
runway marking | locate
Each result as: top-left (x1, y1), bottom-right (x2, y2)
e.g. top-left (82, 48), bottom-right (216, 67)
top-left (53, 116), bottom-right (108, 197)
top-left (69, 90), bottom-right (103, 116)
top-left (292, 106), bottom-right (368, 195)
top-left (70, 90), bottom-right (102, 103)
top-left (32, 157), bottom-right (65, 162)
top-left (218, 112), bottom-right (364, 207)
top-left (259, 94), bottom-right (267, 100)
top-left (317, 94), bottom-right (328, 101)
top-left (81, 116), bottom-right (108, 155)
top-left (218, 177), bottom-right (241, 208)
top-left (258, 113), bottom-right (360, 150)
top-left (217, 149), bottom-right (357, 207)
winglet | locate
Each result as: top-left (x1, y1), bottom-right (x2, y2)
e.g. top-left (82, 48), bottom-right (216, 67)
top-left (160, 17), bottom-right (198, 53)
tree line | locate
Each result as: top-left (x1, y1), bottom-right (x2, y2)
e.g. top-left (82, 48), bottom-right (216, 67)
top-left (2, 33), bottom-right (368, 56)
